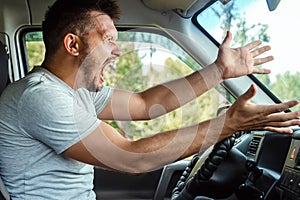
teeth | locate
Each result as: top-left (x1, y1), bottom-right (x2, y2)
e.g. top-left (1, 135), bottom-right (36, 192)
top-left (100, 74), bottom-right (104, 82)
top-left (108, 60), bottom-right (116, 69)
top-left (99, 58), bottom-right (116, 83)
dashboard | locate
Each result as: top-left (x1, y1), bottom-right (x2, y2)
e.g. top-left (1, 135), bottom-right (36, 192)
top-left (154, 129), bottom-right (300, 200)
top-left (235, 129), bottom-right (300, 200)
top-left (277, 131), bottom-right (300, 200)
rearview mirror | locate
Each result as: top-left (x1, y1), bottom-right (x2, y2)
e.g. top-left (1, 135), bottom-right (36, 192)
top-left (266, 0), bottom-right (281, 11)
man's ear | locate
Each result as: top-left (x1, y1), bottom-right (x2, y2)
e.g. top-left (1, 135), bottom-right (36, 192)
top-left (63, 33), bottom-right (81, 56)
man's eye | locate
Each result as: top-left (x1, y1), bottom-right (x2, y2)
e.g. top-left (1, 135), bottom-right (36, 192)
top-left (107, 36), bottom-right (113, 42)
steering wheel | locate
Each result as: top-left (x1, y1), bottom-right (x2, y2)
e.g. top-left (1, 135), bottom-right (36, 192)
top-left (171, 134), bottom-right (249, 200)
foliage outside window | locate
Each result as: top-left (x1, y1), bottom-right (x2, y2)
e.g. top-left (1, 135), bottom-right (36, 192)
top-left (25, 31), bottom-right (45, 71)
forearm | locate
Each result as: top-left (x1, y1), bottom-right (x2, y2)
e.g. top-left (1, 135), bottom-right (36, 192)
top-left (138, 63), bottom-right (223, 119)
top-left (99, 63), bottom-right (223, 121)
top-left (113, 114), bottom-right (232, 172)
top-left (74, 114), bottom-right (233, 174)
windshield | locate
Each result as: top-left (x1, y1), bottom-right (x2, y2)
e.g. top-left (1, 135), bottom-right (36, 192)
top-left (195, 0), bottom-right (300, 111)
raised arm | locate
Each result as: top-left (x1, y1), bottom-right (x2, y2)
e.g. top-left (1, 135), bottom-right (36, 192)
top-left (99, 31), bottom-right (273, 121)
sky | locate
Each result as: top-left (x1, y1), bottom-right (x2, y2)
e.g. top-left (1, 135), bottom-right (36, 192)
top-left (246, 0), bottom-right (300, 80)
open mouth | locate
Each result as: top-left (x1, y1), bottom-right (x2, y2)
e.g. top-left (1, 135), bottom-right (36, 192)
top-left (100, 68), bottom-right (105, 82)
top-left (99, 58), bottom-right (116, 83)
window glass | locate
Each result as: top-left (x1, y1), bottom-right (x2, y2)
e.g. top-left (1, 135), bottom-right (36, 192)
top-left (195, 0), bottom-right (300, 111)
top-left (25, 31), bottom-right (45, 71)
top-left (25, 29), bottom-right (232, 140)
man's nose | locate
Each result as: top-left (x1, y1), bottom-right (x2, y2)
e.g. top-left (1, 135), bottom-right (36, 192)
top-left (112, 45), bottom-right (122, 57)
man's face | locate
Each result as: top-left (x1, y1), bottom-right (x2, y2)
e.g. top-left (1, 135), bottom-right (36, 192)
top-left (75, 12), bottom-right (121, 91)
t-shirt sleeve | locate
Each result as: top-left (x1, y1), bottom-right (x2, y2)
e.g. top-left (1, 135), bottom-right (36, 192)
top-left (18, 86), bottom-right (100, 154)
top-left (93, 85), bottom-right (114, 115)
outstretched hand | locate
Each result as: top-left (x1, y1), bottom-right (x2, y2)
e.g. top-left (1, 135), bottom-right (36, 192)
top-left (224, 84), bottom-right (300, 134)
top-left (215, 31), bottom-right (274, 80)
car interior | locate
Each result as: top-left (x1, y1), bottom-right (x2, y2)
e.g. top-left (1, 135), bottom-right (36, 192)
top-left (1, 0), bottom-right (300, 200)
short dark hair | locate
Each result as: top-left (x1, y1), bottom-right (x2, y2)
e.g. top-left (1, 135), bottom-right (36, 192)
top-left (42, 0), bottom-right (120, 57)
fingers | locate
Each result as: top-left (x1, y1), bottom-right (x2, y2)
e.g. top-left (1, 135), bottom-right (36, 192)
top-left (279, 107), bottom-right (300, 118)
top-left (244, 39), bottom-right (263, 51)
top-left (251, 102), bottom-right (300, 133)
top-left (264, 127), bottom-right (294, 134)
top-left (264, 109), bottom-right (300, 124)
top-left (270, 116), bottom-right (300, 127)
top-left (235, 86), bottom-right (300, 133)
top-left (221, 31), bottom-right (232, 48)
top-left (260, 115), bottom-right (300, 134)
top-left (253, 56), bottom-right (274, 66)
top-left (251, 45), bottom-right (274, 67)
top-left (252, 68), bottom-right (271, 74)
top-left (248, 43), bottom-right (274, 67)
top-left (238, 84), bottom-right (257, 103)
top-left (243, 109), bottom-right (300, 134)
top-left (251, 45), bottom-right (271, 57)
top-left (263, 100), bottom-right (299, 115)
top-left (239, 85), bottom-right (298, 115)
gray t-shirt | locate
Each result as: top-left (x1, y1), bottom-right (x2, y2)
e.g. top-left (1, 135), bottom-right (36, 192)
top-left (0, 67), bottom-right (113, 199)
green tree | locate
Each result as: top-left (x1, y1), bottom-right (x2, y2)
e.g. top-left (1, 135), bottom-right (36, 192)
top-left (271, 71), bottom-right (300, 111)
top-left (211, 1), bottom-right (273, 91)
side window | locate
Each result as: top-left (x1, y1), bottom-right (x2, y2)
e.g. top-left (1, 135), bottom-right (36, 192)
top-left (25, 31), bottom-right (45, 71)
top-left (24, 28), bottom-right (232, 140)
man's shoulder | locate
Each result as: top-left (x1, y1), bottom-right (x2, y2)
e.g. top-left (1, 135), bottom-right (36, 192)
top-left (0, 71), bottom-right (74, 116)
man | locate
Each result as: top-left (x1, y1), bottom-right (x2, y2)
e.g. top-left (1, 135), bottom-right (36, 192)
top-left (0, 0), bottom-right (300, 199)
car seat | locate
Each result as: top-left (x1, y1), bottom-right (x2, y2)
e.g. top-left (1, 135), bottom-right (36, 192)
top-left (0, 40), bottom-right (10, 96)
top-left (0, 40), bottom-right (11, 200)
top-left (0, 178), bottom-right (9, 200)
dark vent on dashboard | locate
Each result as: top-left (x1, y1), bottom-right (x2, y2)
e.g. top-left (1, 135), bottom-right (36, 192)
top-left (246, 136), bottom-right (262, 160)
